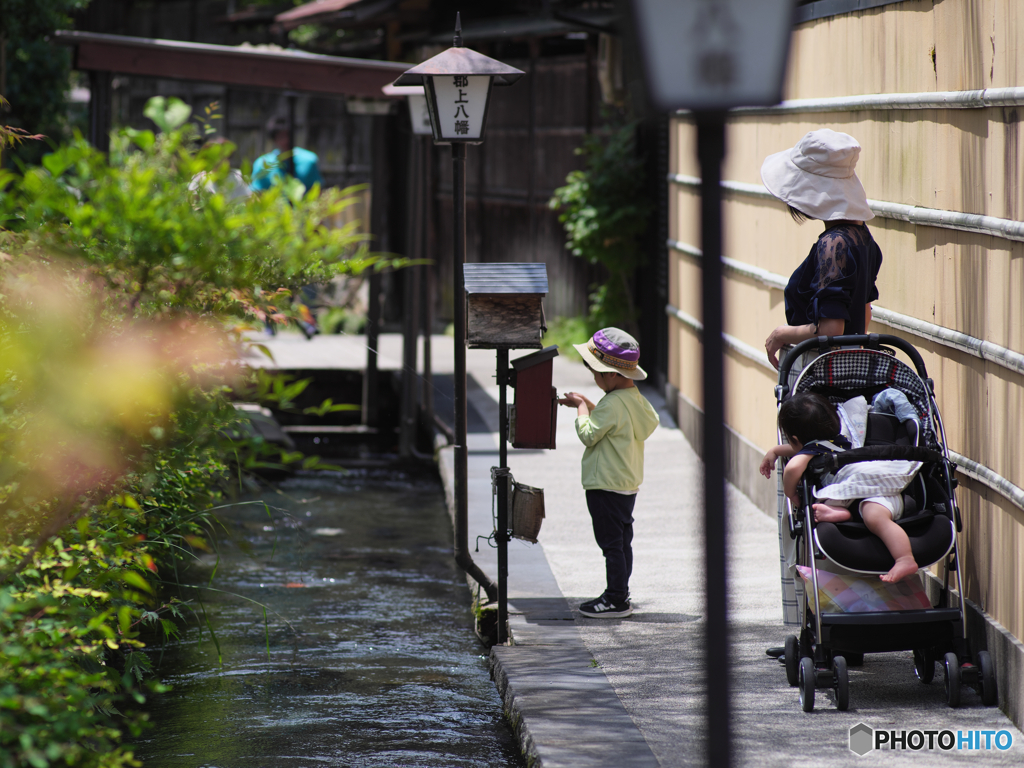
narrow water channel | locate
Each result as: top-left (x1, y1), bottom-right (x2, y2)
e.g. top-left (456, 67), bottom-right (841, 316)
top-left (134, 468), bottom-right (524, 767)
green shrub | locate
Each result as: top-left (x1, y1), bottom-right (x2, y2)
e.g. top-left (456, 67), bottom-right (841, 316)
top-left (0, 0), bottom-right (89, 168)
top-left (541, 315), bottom-right (595, 362)
top-left (0, 97), bottom-right (389, 767)
top-left (549, 120), bottom-right (650, 333)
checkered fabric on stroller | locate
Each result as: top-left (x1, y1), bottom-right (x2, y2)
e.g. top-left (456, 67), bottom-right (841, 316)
top-left (791, 346), bottom-right (936, 446)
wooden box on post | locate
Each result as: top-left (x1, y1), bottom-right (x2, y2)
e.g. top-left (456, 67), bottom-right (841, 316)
top-left (464, 263), bottom-right (548, 349)
top-left (509, 346), bottom-right (559, 450)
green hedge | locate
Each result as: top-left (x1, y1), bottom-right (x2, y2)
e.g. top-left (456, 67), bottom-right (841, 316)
top-left (0, 98), bottom-right (384, 767)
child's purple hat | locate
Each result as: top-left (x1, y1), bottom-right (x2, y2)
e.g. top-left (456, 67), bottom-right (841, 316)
top-left (573, 328), bottom-right (647, 380)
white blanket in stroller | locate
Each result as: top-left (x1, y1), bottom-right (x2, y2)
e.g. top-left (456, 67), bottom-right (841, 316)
top-left (813, 460), bottom-right (923, 503)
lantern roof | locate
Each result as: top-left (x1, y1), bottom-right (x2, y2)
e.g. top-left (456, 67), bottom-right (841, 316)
top-left (381, 83), bottom-right (423, 98)
top-left (394, 46), bottom-right (524, 87)
top-left (395, 14), bottom-right (523, 87)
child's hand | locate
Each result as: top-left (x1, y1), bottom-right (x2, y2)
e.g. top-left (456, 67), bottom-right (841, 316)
top-left (558, 392), bottom-right (583, 407)
top-left (759, 449), bottom-right (778, 479)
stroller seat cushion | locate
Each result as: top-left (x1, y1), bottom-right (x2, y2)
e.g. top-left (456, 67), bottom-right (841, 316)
top-left (865, 411), bottom-right (917, 447)
top-left (815, 513), bottom-right (955, 574)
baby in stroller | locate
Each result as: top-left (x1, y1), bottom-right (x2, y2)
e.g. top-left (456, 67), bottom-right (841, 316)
top-left (760, 392), bottom-right (918, 582)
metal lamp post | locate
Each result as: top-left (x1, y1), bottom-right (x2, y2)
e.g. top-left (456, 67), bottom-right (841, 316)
top-left (395, 15), bottom-right (524, 620)
top-left (626, 1), bottom-right (795, 765)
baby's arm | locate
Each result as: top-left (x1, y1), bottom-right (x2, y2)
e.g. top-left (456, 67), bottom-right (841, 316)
top-left (781, 453), bottom-right (813, 508)
top-left (759, 444), bottom-right (797, 478)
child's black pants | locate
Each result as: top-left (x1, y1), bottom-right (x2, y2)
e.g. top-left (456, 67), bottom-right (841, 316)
top-left (586, 489), bottom-right (636, 602)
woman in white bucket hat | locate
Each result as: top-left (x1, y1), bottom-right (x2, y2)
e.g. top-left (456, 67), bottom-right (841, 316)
top-left (759, 130), bottom-right (885, 643)
top-left (761, 128), bottom-right (883, 370)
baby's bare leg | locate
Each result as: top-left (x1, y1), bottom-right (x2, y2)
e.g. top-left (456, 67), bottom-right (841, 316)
top-left (860, 502), bottom-right (918, 582)
top-left (813, 502), bottom-right (852, 523)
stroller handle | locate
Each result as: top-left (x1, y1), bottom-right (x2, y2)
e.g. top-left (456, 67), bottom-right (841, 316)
top-left (777, 333), bottom-right (930, 392)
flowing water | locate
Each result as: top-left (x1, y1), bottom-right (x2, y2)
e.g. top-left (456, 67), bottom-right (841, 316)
top-left (133, 469), bottom-right (523, 767)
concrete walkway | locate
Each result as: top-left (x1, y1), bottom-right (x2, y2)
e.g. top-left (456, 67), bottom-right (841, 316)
top-left (250, 332), bottom-right (1023, 766)
top-left (445, 343), bottom-right (1023, 767)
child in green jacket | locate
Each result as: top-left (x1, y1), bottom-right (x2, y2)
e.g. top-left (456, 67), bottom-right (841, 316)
top-left (558, 328), bottom-right (660, 618)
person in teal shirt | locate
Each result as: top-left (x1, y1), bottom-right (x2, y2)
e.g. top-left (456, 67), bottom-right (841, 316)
top-left (251, 116), bottom-right (323, 194)
top-left (252, 116), bottom-right (323, 337)
top-left (558, 328), bottom-right (660, 618)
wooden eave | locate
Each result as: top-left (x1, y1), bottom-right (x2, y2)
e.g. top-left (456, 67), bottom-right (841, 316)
top-left (54, 30), bottom-right (411, 98)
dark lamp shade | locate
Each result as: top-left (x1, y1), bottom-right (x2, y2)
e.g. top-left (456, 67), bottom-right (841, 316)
top-left (629, 0), bottom-right (795, 111)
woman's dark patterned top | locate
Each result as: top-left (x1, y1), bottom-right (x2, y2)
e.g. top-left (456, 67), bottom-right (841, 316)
top-left (784, 222), bottom-right (883, 334)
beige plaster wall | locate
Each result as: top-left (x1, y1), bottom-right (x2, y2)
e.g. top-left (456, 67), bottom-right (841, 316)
top-left (667, 0), bottom-right (1024, 643)
top-left (785, 0), bottom-right (1024, 97)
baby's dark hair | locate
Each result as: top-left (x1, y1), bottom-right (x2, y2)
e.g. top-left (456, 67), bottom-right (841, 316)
top-left (778, 392), bottom-right (840, 444)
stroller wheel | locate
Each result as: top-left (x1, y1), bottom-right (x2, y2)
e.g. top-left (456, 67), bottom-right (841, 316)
top-left (833, 655), bottom-right (849, 711)
top-left (977, 650), bottom-right (997, 706)
top-left (799, 657), bottom-right (815, 712)
top-left (913, 649), bottom-right (935, 684)
top-left (785, 635), bottom-right (799, 687)
top-left (943, 652), bottom-right (962, 708)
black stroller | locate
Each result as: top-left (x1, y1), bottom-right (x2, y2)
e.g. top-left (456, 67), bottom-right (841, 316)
top-left (776, 334), bottom-right (997, 712)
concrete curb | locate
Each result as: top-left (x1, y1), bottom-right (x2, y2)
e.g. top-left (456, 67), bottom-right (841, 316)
top-left (492, 640), bottom-right (660, 768)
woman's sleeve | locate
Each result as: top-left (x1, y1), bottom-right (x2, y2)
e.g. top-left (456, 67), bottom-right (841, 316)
top-left (867, 243), bottom-right (882, 303)
top-left (810, 231), bottom-right (857, 325)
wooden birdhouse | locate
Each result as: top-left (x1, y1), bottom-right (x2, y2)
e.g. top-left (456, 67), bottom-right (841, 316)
top-left (464, 263), bottom-right (548, 349)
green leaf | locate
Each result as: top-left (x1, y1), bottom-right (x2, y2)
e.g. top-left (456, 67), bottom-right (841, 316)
top-left (302, 398), bottom-right (360, 416)
top-left (118, 606), bottom-right (133, 636)
top-left (143, 96), bottom-right (193, 133)
top-left (251, 343), bottom-right (275, 361)
top-left (61, 563), bottom-right (81, 582)
top-left (124, 127), bottom-right (156, 151)
top-left (41, 152), bottom-right (70, 178)
top-left (120, 571), bottom-right (153, 594)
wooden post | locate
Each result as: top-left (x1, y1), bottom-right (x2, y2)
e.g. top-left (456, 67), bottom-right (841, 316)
top-left (422, 139), bottom-right (435, 433)
top-left (88, 70), bottom-right (112, 155)
top-left (526, 38), bottom-right (539, 256)
top-left (399, 132), bottom-right (422, 456)
top-left (363, 114), bottom-right (388, 429)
